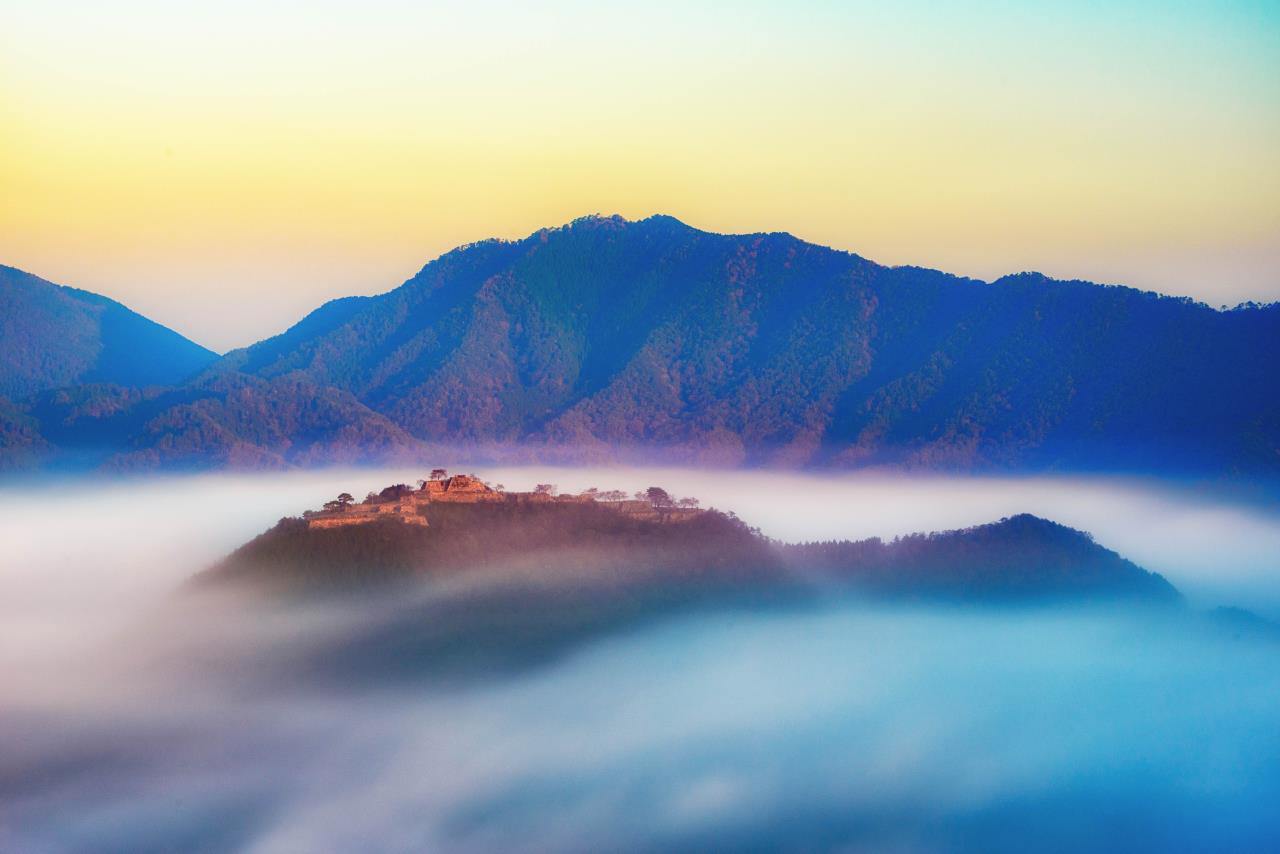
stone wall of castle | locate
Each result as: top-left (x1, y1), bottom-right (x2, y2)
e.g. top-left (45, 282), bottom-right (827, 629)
top-left (428, 491), bottom-right (503, 504)
top-left (610, 500), bottom-right (702, 523)
top-left (306, 495), bottom-right (430, 529)
top-left (308, 510), bottom-right (428, 529)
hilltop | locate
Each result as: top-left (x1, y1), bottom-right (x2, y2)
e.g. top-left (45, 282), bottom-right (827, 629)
top-left (201, 471), bottom-right (1179, 605)
top-left (201, 473), bottom-right (761, 595)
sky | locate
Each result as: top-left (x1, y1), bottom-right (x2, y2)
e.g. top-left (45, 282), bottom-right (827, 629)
top-left (2, 0), bottom-right (1278, 352)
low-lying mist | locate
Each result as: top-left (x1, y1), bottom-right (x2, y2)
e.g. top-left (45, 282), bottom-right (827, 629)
top-left (2, 469), bottom-right (1279, 851)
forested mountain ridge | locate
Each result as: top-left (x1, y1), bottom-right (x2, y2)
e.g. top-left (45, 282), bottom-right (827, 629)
top-left (221, 214), bottom-right (1279, 474)
top-left (2, 215), bottom-right (1277, 474)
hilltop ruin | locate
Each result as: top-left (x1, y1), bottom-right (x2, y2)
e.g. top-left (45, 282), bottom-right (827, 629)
top-left (303, 473), bottom-right (703, 529)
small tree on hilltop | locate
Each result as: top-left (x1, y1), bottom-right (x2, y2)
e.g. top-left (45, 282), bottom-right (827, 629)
top-left (337, 492), bottom-right (354, 507)
top-left (534, 483), bottom-right (557, 495)
top-left (677, 497), bottom-right (700, 509)
top-left (430, 468), bottom-right (448, 481)
top-left (646, 486), bottom-right (673, 508)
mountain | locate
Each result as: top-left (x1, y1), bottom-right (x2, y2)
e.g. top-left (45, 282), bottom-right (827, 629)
top-left (0, 265), bottom-right (217, 399)
top-left (0, 266), bottom-right (418, 472)
top-left (4, 216), bottom-right (1278, 474)
top-left (221, 215), bottom-right (1278, 474)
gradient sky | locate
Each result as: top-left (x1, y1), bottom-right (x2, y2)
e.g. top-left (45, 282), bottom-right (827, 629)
top-left (3, 0), bottom-right (1278, 352)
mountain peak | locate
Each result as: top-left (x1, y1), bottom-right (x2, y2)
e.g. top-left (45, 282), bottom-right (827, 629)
top-left (991, 271), bottom-right (1053, 286)
top-left (995, 513), bottom-right (1075, 531)
top-left (557, 213), bottom-right (698, 235)
top-left (567, 213), bottom-right (631, 229)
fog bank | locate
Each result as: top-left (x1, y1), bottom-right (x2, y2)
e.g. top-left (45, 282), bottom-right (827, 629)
top-left (4, 599), bottom-right (1280, 852)
top-left (2, 469), bottom-right (1279, 851)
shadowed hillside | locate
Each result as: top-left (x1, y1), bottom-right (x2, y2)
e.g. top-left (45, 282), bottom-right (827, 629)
top-left (784, 513), bottom-right (1179, 602)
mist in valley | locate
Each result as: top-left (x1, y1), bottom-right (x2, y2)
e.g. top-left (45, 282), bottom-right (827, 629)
top-left (3, 469), bottom-right (1280, 852)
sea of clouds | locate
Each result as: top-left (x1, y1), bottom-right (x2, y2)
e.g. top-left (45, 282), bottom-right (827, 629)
top-left (2, 469), bottom-right (1279, 851)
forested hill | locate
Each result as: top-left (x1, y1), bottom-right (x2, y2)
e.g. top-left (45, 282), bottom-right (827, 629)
top-left (3, 215), bottom-right (1277, 474)
top-left (784, 513), bottom-right (1179, 602)
top-left (222, 214), bottom-right (1278, 474)
top-left (0, 265), bottom-right (217, 399)
top-left (190, 502), bottom-right (1181, 687)
top-left (203, 498), bottom-right (1179, 606)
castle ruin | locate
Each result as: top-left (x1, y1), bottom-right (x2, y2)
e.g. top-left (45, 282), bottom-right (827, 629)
top-left (303, 472), bottom-right (703, 529)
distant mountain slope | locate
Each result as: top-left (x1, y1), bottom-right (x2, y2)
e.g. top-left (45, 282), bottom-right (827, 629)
top-left (0, 395), bottom-right (50, 472)
top-left (222, 215), bottom-right (1280, 474)
top-left (0, 265), bottom-right (217, 399)
top-left (23, 373), bottom-right (422, 472)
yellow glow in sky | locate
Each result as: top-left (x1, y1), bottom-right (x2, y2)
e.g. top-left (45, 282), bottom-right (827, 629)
top-left (3, 0), bottom-right (1278, 351)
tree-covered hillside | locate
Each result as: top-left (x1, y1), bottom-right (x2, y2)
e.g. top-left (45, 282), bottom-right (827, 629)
top-left (226, 215), bottom-right (1279, 474)
top-left (0, 265), bottom-right (217, 399)
top-left (3, 216), bottom-right (1277, 474)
